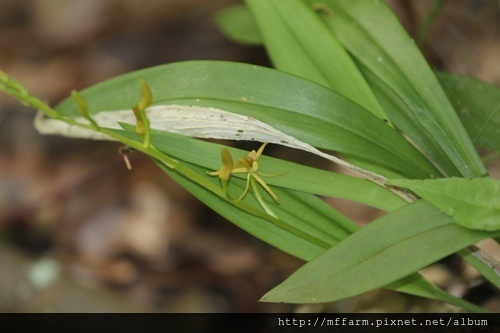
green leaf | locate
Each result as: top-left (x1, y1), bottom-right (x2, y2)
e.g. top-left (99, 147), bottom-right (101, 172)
top-left (54, 60), bottom-right (439, 179)
top-left (215, 4), bottom-right (263, 45)
top-left (261, 200), bottom-right (500, 304)
top-left (437, 71), bottom-right (500, 153)
top-left (313, 0), bottom-right (487, 178)
top-left (389, 178), bottom-right (500, 231)
top-left (245, 0), bottom-right (386, 120)
top-left (356, 64), bottom-right (461, 176)
top-left (215, 5), bottom-right (263, 45)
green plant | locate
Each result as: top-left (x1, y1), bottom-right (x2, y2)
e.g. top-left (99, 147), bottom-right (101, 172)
top-left (1, 0), bottom-right (499, 312)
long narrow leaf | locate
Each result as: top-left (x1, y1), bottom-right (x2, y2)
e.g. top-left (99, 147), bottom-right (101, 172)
top-left (53, 61), bottom-right (439, 179)
top-left (261, 200), bottom-right (500, 304)
top-left (314, 0), bottom-right (487, 178)
top-left (245, 0), bottom-right (385, 119)
top-left (356, 63), bottom-right (461, 176)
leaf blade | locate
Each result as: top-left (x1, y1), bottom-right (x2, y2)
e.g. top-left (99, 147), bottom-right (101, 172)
top-left (261, 200), bottom-right (499, 303)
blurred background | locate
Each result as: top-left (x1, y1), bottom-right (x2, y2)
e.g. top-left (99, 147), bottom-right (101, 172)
top-left (0, 0), bottom-right (498, 312)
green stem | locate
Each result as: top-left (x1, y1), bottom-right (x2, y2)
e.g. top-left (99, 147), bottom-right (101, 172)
top-left (1, 71), bottom-right (56, 118)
